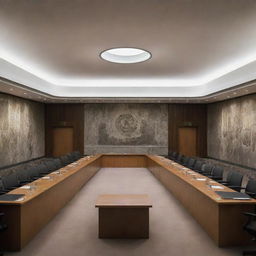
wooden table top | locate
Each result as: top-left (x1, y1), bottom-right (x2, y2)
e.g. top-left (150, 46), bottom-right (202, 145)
top-left (148, 155), bottom-right (256, 205)
top-left (0, 155), bottom-right (101, 205)
top-left (95, 194), bottom-right (152, 208)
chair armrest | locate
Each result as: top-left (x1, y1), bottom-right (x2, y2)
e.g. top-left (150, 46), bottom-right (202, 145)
top-left (228, 185), bottom-right (242, 189)
top-left (246, 192), bottom-right (256, 198)
top-left (244, 212), bottom-right (256, 218)
top-left (20, 180), bottom-right (31, 184)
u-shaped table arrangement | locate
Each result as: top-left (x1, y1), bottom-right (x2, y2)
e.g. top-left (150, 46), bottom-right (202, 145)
top-left (0, 154), bottom-right (255, 251)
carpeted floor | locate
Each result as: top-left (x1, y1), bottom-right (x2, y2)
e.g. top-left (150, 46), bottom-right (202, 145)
top-left (7, 168), bottom-right (250, 256)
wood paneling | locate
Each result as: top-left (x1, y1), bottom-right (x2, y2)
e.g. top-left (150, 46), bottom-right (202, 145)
top-left (101, 155), bottom-right (147, 167)
top-left (168, 104), bottom-right (207, 157)
top-left (178, 127), bottom-right (197, 156)
top-left (52, 127), bottom-right (74, 157)
top-left (45, 104), bottom-right (84, 156)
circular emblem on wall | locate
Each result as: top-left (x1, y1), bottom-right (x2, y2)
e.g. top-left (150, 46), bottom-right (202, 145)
top-left (115, 114), bottom-right (138, 136)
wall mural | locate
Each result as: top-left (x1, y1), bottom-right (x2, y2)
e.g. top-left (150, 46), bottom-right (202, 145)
top-left (0, 93), bottom-right (45, 168)
top-left (84, 103), bottom-right (168, 155)
top-left (207, 94), bottom-right (256, 169)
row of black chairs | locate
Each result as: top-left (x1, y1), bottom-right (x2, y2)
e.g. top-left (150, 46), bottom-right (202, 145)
top-left (0, 151), bottom-right (82, 195)
top-left (167, 152), bottom-right (256, 198)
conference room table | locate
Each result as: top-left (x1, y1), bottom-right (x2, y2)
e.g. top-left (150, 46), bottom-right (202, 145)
top-left (0, 154), bottom-right (255, 251)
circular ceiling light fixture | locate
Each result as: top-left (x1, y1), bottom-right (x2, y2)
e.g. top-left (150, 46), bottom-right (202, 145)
top-left (100, 47), bottom-right (151, 64)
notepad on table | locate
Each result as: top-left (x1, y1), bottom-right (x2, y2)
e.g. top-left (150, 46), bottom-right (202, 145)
top-left (196, 178), bottom-right (207, 181)
top-left (42, 176), bottom-right (51, 180)
top-left (215, 191), bottom-right (251, 200)
top-left (0, 194), bottom-right (25, 201)
top-left (20, 185), bottom-right (31, 190)
top-left (210, 185), bottom-right (224, 189)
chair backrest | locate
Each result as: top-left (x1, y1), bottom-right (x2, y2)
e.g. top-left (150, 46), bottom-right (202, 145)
top-left (202, 164), bottom-right (214, 174)
top-left (53, 159), bottom-right (62, 169)
top-left (245, 179), bottom-right (256, 198)
top-left (170, 152), bottom-right (178, 160)
top-left (229, 171), bottom-right (243, 186)
top-left (181, 156), bottom-right (190, 165)
top-left (226, 171), bottom-right (234, 183)
top-left (1, 173), bottom-right (19, 189)
top-left (187, 158), bottom-right (196, 169)
top-left (73, 151), bottom-right (82, 160)
top-left (44, 161), bottom-right (57, 172)
top-left (176, 154), bottom-right (184, 163)
top-left (193, 160), bottom-right (204, 171)
top-left (17, 168), bottom-right (32, 182)
top-left (211, 166), bottom-right (223, 178)
top-left (60, 155), bottom-right (69, 166)
top-left (29, 165), bottom-right (43, 177)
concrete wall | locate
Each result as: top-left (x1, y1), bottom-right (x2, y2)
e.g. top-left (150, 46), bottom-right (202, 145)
top-left (207, 94), bottom-right (256, 169)
top-left (84, 103), bottom-right (168, 155)
top-left (0, 93), bottom-right (45, 168)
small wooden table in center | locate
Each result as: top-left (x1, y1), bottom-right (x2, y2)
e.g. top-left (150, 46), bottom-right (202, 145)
top-left (95, 194), bottom-right (152, 239)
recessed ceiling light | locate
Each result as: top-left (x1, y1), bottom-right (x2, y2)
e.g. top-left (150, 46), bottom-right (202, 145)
top-left (100, 47), bottom-right (151, 64)
top-left (23, 92), bottom-right (27, 95)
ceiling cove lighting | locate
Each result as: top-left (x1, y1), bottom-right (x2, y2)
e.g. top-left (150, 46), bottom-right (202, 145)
top-left (100, 47), bottom-right (151, 64)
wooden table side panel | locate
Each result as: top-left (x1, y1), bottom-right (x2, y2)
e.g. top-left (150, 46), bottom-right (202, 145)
top-left (99, 208), bottom-right (149, 238)
top-left (147, 158), bottom-right (219, 244)
top-left (101, 155), bottom-right (147, 168)
top-left (0, 205), bottom-right (21, 251)
top-left (218, 204), bottom-right (254, 247)
top-left (19, 159), bottom-right (101, 249)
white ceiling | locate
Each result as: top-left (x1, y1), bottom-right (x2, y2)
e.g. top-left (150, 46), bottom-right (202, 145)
top-left (1, 0), bottom-right (256, 98)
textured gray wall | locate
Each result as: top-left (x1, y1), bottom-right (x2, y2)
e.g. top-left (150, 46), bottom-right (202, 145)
top-left (84, 103), bottom-right (168, 155)
top-left (208, 94), bottom-right (256, 169)
top-left (0, 93), bottom-right (45, 167)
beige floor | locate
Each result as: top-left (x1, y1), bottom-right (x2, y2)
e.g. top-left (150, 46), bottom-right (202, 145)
top-left (7, 168), bottom-right (252, 256)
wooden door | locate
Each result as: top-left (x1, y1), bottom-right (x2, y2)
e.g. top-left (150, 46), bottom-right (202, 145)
top-left (52, 127), bottom-right (74, 157)
top-left (178, 127), bottom-right (197, 156)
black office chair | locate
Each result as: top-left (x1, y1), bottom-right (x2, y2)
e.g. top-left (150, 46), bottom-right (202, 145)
top-left (16, 167), bottom-right (35, 185)
top-left (176, 154), bottom-right (184, 164)
top-left (191, 160), bottom-right (204, 172)
top-left (168, 152), bottom-right (178, 161)
top-left (242, 211), bottom-right (256, 255)
top-left (244, 180), bottom-right (256, 198)
top-left (0, 212), bottom-right (7, 256)
top-left (241, 179), bottom-right (256, 255)
top-left (60, 155), bottom-right (72, 166)
top-left (73, 151), bottom-right (82, 160)
top-left (206, 166), bottom-right (224, 181)
top-left (220, 171), bottom-right (243, 191)
top-left (44, 160), bottom-right (58, 173)
top-left (52, 159), bottom-right (62, 170)
top-left (198, 163), bottom-right (214, 176)
top-left (185, 158), bottom-right (196, 169)
top-left (181, 156), bottom-right (190, 166)
top-left (30, 164), bottom-right (51, 179)
top-left (0, 173), bottom-right (21, 193)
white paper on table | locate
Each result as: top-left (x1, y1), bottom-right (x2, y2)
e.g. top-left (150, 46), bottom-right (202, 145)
top-left (196, 178), bottom-right (207, 181)
top-left (20, 185), bottom-right (31, 190)
top-left (15, 197), bottom-right (25, 201)
top-left (42, 176), bottom-right (51, 180)
top-left (210, 185), bottom-right (224, 189)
